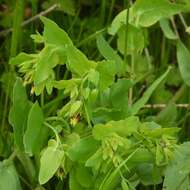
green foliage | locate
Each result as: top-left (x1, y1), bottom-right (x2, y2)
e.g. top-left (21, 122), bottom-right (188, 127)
top-left (1, 0), bottom-right (190, 189)
top-left (0, 161), bottom-right (22, 190)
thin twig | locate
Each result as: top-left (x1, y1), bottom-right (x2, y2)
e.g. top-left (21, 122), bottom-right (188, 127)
top-left (0, 4), bottom-right (58, 37)
top-left (170, 17), bottom-right (180, 39)
top-left (143, 104), bottom-right (190, 109)
top-left (178, 13), bottom-right (188, 29)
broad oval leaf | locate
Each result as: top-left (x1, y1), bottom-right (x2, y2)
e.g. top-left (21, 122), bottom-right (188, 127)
top-left (132, 0), bottom-right (185, 27)
top-left (39, 146), bottom-right (64, 184)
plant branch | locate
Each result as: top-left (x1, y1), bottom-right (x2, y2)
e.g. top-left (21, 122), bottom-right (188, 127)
top-left (143, 103), bottom-right (190, 109)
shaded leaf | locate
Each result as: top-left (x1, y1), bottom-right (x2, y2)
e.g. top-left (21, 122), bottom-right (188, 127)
top-left (9, 78), bottom-right (31, 150)
top-left (24, 102), bottom-right (48, 156)
top-left (177, 41), bottom-right (190, 86)
top-left (68, 136), bottom-right (99, 163)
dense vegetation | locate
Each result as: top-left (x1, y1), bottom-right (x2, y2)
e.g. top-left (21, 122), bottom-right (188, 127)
top-left (1, 0), bottom-right (190, 189)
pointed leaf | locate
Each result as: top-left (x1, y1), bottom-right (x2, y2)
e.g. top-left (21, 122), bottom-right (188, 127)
top-left (39, 146), bottom-right (64, 184)
top-left (131, 67), bottom-right (171, 115)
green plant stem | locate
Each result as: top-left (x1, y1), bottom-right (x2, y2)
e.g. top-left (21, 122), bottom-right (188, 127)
top-left (76, 28), bottom-right (106, 48)
top-left (124, 1), bottom-right (130, 66)
top-left (178, 13), bottom-right (188, 29)
top-left (100, 0), bottom-right (106, 26)
top-left (170, 84), bottom-right (187, 103)
top-left (40, 90), bottom-right (44, 107)
top-left (44, 122), bottom-right (61, 147)
top-left (107, 0), bottom-right (116, 24)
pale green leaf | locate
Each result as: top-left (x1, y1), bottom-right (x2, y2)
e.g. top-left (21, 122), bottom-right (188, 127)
top-left (92, 116), bottom-right (140, 140)
top-left (108, 9), bottom-right (134, 35)
top-left (69, 101), bottom-right (82, 116)
top-left (39, 146), bottom-right (64, 184)
top-left (132, 0), bottom-right (185, 27)
top-left (41, 16), bottom-right (73, 46)
top-left (9, 52), bottom-right (36, 65)
top-left (117, 24), bottom-right (145, 55)
top-left (66, 45), bottom-right (96, 76)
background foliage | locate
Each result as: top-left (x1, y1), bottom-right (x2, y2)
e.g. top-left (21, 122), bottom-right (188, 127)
top-left (1, 0), bottom-right (190, 189)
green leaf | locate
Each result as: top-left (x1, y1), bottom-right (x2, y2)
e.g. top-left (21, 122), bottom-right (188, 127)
top-left (163, 142), bottom-right (190, 190)
top-left (24, 102), bottom-right (47, 156)
top-left (0, 161), bottom-right (22, 190)
top-left (156, 103), bottom-right (177, 128)
top-left (76, 165), bottom-right (93, 188)
top-left (41, 16), bottom-right (73, 46)
top-left (66, 45), bottom-right (96, 76)
top-left (9, 52), bottom-right (36, 65)
top-left (96, 60), bottom-right (117, 90)
top-left (9, 78), bottom-right (32, 150)
top-left (34, 44), bottom-right (65, 86)
top-left (69, 101), bottom-right (82, 116)
top-left (110, 79), bottom-right (132, 110)
top-left (136, 163), bottom-right (162, 185)
top-left (59, 0), bottom-right (75, 15)
top-left (160, 19), bottom-right (178, 40)
top-left (177, 41), bottom-right (190, 86)
top-left (69, 169), bottom-right (83, 190)
top-left (117, 24), bottom-right (145, 55)
top-left (93, 116), bottom-right (140, 140)
top-left (96, 34), bottom-right (124, 74)
top-left (132, 0), bottom-right (185, 27)
top-left (39, 145), bottom-right (64, 184)
top-left (86, 149), bottom-right (102, 170)
top-left (31, 31), bottom-right (44, 43)
top-left (131, 67), bottom-right (171, 115)
top-left (108, 9), bottom-right (133, 35)
top-left (68, 136), bottom-right (99, 163)
top-left (121, 179), bottom-right (129, 190)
